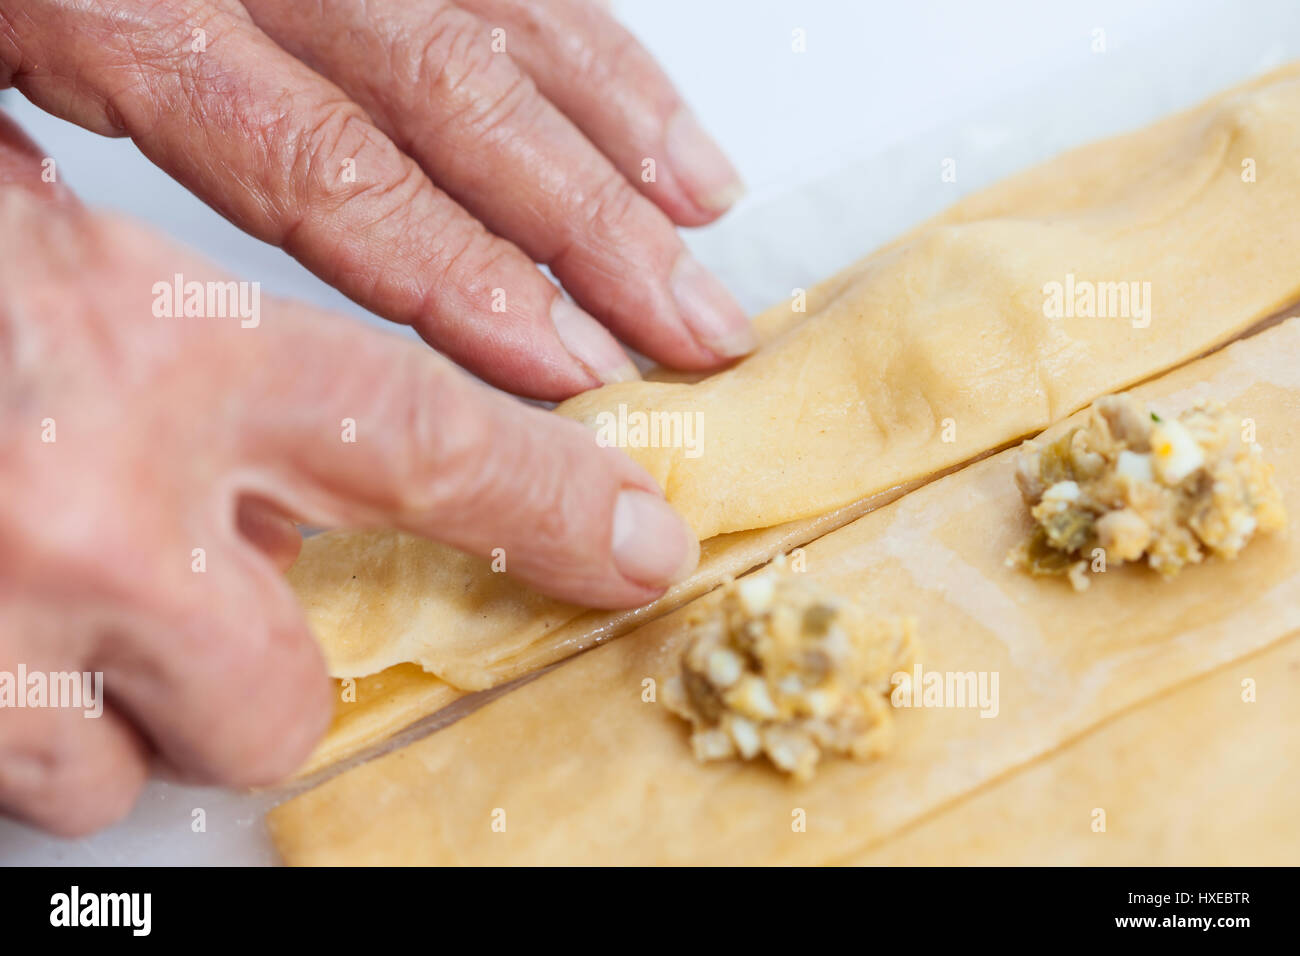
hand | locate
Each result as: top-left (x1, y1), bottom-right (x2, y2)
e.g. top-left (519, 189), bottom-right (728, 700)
top-left (0, 0), bottom-right (755, 399)
top-left (0, 114), bottom-right (698, 835)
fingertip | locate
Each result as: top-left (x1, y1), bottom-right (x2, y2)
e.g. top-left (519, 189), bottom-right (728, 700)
top-left (609, 487), bottom-right (700, 590)
top-left (0, 709), bottom-right (149, 838)
top-left (550, 296), bottom-right (642, 387)
top-left (50, 747), bottom-right (148, 838)
top-left (664, 107), bottom-right (746, 217)
top-left (669, 252), bottom-right (758, 361)
top-left (219, 628), bottom-right (334, 788)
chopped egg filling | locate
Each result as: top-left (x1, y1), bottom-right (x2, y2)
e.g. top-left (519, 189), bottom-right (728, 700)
top-left (663, 557), bottom-right (916, 781)
top-left (1008, 395), bottom-right (1286, 590)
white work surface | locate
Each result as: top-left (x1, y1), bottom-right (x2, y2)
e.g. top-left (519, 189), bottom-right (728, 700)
top-left (2, 0), bottom-right (1297, 865)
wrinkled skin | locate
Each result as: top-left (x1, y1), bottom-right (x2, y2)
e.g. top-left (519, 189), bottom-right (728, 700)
top-left (0, 0), bottom-right (738, 836)
top-left (0, 0), bottom-right (754, 396)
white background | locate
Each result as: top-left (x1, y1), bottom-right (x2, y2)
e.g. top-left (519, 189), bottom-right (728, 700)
top-left (1, 0), bottom-right (1296, 864)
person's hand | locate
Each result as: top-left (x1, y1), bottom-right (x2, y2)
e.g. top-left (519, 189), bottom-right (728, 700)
top-left (0, 116), bottom-right (698, 835)
top-left (0, 0), bottom-right (755, 399)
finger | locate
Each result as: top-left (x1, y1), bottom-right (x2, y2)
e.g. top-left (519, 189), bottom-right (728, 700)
top-left (236, 496), bottom-right (302, 572)
top-left (455, 0), bottom-right (744, 225)
top-left (0, 705), bottom-right (148, 837)
top-left (0, 609), bottom-right (149, 836)
top-left (238, 306), bottom-right (700, 607)
top-left (98, 543), bottom-right (334, 788)
top-left (0, 109), bottom-right (77, 205)
top-left (240, 0), bottom-right (756, 369)
top-left (6, 0), bottom-right (635, 398)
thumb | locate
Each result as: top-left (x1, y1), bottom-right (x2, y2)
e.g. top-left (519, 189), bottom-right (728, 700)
top-left (240, 310), bottom-right (699, 608)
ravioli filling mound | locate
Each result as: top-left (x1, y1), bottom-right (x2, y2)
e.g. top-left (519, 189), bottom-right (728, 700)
top-left (1009, 395), bottom-right (1286, 590)
top-left (663, 560), bottom-right (916, 781)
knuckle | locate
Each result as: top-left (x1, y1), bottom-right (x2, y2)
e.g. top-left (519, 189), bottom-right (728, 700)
top-left (495, 419), bottom-right (614, 573)
top-left (410, 8), bottom-right (543, 149)
top-left (426, 225), bottom-right (512, 304)
top-left (467, 415), bottom-right (597, 559)
top-left (386, 355), bottom-right (487, 517)
top-left (452, 70), bottom-right (543, 150)
top-left (411, 6), bottom-right (498, 103)
top-left (97, 2), bottom-right (227, 135)
top-left (577, 171), bottom-right (640, 238)
top-left (285, 100), bottom-right (386, 204)
top-left (515, 458), bottom-right (584, 558)
top-left (571, 25), bottom-right (636, 90)
top-left (275, 98), bottom-right (427, 251)
top-left (550, 171), bottom-right (642, 269)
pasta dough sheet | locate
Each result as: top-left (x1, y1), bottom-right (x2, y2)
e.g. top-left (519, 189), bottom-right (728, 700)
top-left (556, 64), bottom-right (1300, 541)
top-left (294, 64), bottom-right (1300, 694)
top-left (851, 631), bottom-right (1300, 866)
top-left (292, 488), bottom-right (916, 773)
top-left (294, 664), bottom-right (461, 778)
top-left (292, 487), bottom-right (910, 687)
top-left (268, 319), bottom-right (1300, 865)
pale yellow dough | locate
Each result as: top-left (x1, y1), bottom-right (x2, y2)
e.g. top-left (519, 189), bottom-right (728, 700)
top-left (268, 319), bottom-right (1300, 864)
top-left (293, 479), bottom-right (916, 771)
top-left (559, 65), bottom-right (1300, 541)
top-left (851, 633), bottom-right (1300, 866)
top-left (288, 65), bottom-right (1300, 772)
top-left (294, 664), bottom-right (461, 778)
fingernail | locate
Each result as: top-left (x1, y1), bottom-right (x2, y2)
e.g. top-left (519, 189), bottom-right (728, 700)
top-left (666, 107), bottom-right (745, 211)
top-left (611, 488), bottom-right (699, 588)
top-left (551, 297), bottom-right (641, 385)
top-left (670, 252), bottom-right (757, 359)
